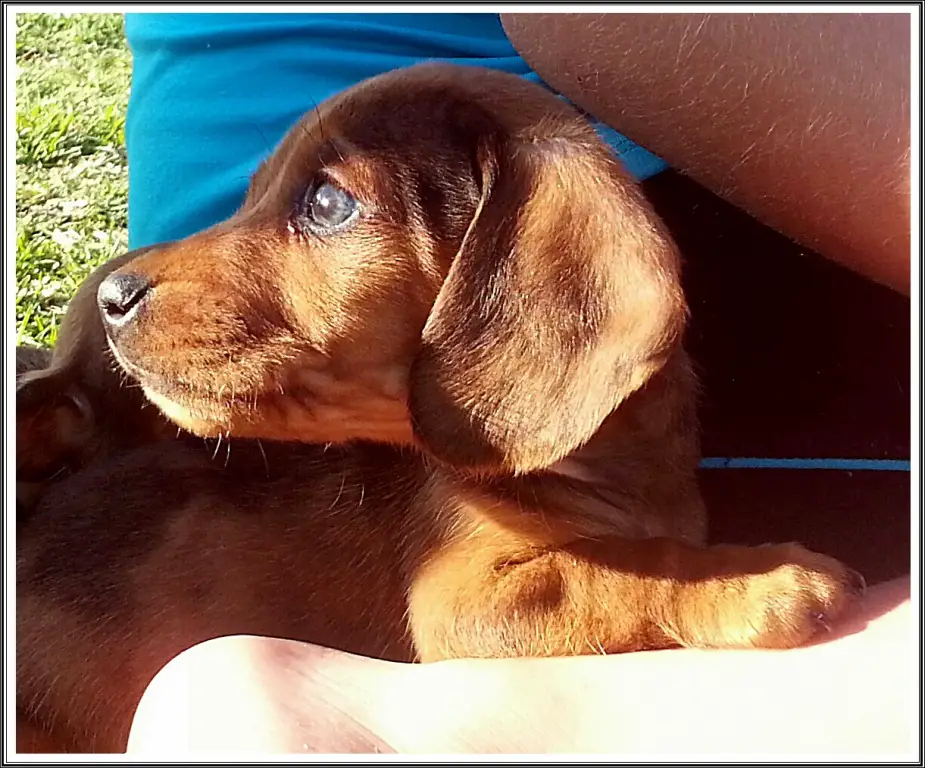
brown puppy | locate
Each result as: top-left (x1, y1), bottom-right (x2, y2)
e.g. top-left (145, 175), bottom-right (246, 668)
top-left (16, 252), bottom-right (180, 753)
top-left (17, 63), bottom-right (863, 753)
top-left (16, 252), bottom-right (175, 527)
top-left (16, 345), bottom-right (54, 515)
top-left (16, 246), bottom-right (173, 490)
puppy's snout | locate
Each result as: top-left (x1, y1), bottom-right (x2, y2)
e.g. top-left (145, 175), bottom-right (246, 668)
top-left (98, 273), bottom-right (151, 332)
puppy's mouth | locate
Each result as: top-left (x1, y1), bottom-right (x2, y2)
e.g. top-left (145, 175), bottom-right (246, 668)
top-left (106, 337), bottom-right (271, 435)
top-left (106, 337), bottom-right (416, 446)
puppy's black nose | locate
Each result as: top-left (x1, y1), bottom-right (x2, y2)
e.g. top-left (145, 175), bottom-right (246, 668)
top-left (98, 273), bottom-right (151, 330)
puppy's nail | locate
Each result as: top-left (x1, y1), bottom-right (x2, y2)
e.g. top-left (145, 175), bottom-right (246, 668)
top-left (844, 568), bottom-right (866, 597)
top-left (811, 610), bottom-right (832, 632)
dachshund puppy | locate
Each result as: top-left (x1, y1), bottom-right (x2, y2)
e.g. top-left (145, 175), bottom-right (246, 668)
top-left (16, 345), bottom-right (54, 515)
top-left (16, 249), bottom-right (175, 532)
top-left (16, 246), bottom-right (173, 493)
top-left (17, 63), bottom-right (863, 753)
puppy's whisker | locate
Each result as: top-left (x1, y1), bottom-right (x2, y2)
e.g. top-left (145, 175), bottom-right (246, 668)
top-left (211, 433), bottom-right (223, 462)
top-left (251, 124), bottom-right (274, 158)
top-left (328, 470), bottom-right (348, 511)
top-left (302, 96), bottom-right (325, 144)
top-left (256, 438), bottom-right (270, 478)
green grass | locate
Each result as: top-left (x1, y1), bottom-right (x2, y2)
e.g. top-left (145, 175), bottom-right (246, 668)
top-left (15, 12), bottom-right (131, 348)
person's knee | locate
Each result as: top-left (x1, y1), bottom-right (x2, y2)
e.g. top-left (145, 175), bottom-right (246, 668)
top-left (128, 636), bottom-right (283, 754)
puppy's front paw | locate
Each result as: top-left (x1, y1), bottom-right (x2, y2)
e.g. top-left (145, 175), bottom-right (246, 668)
top-left (672, 543), bottom-right (866, 651)
top-left (729, 544), bottom-right (866, 649)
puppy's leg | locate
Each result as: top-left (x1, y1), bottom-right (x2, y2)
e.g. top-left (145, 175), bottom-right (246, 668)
top-left (409, 531), bottom-right (864, 660)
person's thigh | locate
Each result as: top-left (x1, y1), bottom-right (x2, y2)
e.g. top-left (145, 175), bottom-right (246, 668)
top-left (125, 577), bottom-right (912, 756)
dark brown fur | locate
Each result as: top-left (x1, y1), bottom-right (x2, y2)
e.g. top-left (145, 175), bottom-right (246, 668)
top-left (16, 345), bottom-right (52, 377)
top-left (16, 246), bottom-right (174, 488)
top-left (17, 64), bottom-right (863, 753)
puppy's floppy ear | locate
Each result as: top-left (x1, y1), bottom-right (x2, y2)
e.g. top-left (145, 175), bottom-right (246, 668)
top-left (16, 366), bottom-right (94, 482)
top-left (409, 125), bottom-right (687, 475)
top-left (16, 245), bottom-right (172, 485)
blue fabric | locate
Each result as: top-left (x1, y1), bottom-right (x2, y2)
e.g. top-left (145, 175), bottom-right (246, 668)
top-left (124, 13), bottom-right (668, 249)
top-left (699, 457), bottom-right (911, 471)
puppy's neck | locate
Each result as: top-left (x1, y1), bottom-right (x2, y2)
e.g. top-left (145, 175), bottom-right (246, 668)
top-left (505, 355), bottom-right (703, 541)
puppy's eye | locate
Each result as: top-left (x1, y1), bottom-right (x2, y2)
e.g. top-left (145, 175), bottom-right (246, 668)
top-left (300, 180), bottom-right (359, 233)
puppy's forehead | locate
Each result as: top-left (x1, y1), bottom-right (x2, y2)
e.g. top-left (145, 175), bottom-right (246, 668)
top-left (329, 64), bottom-right (575, 142)
top-left (246, 64), bottom-right (576, 204)
top-left (321, 70), bottom-right (502, 151)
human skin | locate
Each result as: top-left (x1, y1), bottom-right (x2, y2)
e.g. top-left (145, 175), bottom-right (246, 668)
top-left (501, 13), bottom-right (911, 294)
top-left (124, 576), bottom-right (913, 757)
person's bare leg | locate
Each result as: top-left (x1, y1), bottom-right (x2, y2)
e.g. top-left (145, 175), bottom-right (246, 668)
top-left (502, 13), bottom-right (911, 294)
top-left (125, 578), bottom-right (912, 756)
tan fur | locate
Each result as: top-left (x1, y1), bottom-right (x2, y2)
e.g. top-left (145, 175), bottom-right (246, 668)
top-left (17, 63), bottom-right (863, 754)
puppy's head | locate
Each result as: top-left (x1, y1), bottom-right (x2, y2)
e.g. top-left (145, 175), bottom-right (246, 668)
top-left (100, 64), bottom-right (687, 475)
top-left (17, 247), bottom-right (173, 486)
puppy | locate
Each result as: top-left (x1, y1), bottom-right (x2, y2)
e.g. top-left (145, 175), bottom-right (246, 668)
top-left (16, 246), bottom-right (174, 492)
top-left (16, 345), bottom-right (54, 515)
top-left (16, 252), bottom-right (181, 753)
top-left (17, 63), bottom-right (864, 753)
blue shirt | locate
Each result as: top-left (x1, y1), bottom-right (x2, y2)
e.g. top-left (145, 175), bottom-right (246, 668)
top-left (125, 13), bottom-right (667, 250)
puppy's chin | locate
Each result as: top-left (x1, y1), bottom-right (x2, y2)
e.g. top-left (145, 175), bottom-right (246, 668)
top-left (109, 338), bottom-right (418, 445)
top-left (141, 386), bottom-right (231, 438)
top-left (107, 344), bottom-right (242, 438)
top-left (137, 378), bottom-right (277, 440)
top-left (141, 378), bottom-right (418, 447)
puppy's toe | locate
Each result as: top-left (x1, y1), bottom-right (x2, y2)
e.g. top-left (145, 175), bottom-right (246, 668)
top-left (744, 545), bottom-right (866, 649)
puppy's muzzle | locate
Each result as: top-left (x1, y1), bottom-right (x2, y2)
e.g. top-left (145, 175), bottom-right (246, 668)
top-left (98, 273), bottom-right (151, 336)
